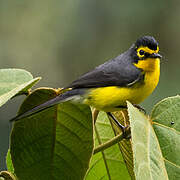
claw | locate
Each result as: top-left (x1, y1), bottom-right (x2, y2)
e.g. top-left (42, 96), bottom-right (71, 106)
top-left (122, 126), bottom-right (131, 139)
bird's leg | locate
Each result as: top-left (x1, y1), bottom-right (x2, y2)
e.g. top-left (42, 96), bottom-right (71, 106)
top-left (107, 112), bottom-right (125, 130)
top-left (107, 112), bottom-right (130, 138)
top-left (133, 104), bottom-right (146, 114)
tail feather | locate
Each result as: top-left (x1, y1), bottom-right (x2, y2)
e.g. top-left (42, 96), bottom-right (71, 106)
top-left (10, 89), bottom-right (85, 121)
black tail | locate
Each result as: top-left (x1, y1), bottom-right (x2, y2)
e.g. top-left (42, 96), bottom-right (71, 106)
top-left (10, 89), bottom-right (85, 121)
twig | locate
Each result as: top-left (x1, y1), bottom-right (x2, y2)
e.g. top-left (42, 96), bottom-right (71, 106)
top-left (93, 132), bottom-right (124, 154)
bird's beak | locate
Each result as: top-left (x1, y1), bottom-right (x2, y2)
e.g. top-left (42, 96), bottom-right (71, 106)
top-left (150, 53), bottom-right (162, 59)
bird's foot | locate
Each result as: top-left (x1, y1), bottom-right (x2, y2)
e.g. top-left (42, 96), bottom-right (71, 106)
top-left (121, 125), bottom-right (131, 139)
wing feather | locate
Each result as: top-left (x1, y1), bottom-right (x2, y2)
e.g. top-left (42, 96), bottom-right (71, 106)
top-left (67, 51), bottom-right (143, 89)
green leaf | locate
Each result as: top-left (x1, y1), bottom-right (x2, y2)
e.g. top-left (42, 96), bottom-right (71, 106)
top-left (6, 150), bottom-right (14, 173)
top-left (112, 110), bottom-right (135, 179)
top-left (85, 111), bottom-right (131, 180)
top-left (151, 95), bottom-right (180, 180)
top-left (127, 101), bottom-right (168, 180)
top-left (10, 88), bottom-right (93, 180)
top-left (0, 68), bottom-right (40, 107)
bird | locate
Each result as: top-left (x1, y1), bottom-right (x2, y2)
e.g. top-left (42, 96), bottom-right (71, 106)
top-left (10, 36), bottom-right (162, 133)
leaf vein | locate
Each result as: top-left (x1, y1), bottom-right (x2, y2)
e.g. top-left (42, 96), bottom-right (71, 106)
top-left (153, 122), bottom-right (180, 135)
top-left (56, 140), bottom-right (84, 169)
top-left (57, 120), bottom-right (84, 142)
top-left (59, 110), bottom-right (90, 131)
top-left (164, 158), bottom-right (180, 168)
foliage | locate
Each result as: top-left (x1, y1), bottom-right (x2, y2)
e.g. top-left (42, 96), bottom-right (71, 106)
top-left (127, 102), bottom-right (168, 180)
top-left (0, 69), bottom-right (40, 107)
top-left (0, 69), bottom-right (179, 180)
top-left (86, 111), bottom-right (131, 180)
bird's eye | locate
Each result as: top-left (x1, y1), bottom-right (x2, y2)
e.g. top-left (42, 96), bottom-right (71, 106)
top-left (139, 50), bottom-right (144, 55)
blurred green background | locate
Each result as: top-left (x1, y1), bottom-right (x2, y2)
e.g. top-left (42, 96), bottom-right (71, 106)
top-left (0, 0), bottom-right (179, 170)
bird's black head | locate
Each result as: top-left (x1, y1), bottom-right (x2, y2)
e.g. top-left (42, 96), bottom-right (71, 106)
top-left (135, 36), bottom-right (158, 51)
top-left (131, 36), bottom-right (162, 63)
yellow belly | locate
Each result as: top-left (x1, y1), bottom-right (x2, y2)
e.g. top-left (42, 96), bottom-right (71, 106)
top-left (84, 58), bottom-right (160, 112)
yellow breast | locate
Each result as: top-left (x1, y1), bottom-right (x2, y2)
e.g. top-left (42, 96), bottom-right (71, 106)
top-left (84, 58), bottom-right (160, 112)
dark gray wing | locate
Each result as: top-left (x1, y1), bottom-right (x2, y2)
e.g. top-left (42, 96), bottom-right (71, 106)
top-left (67, 50), bottom-right (143, 89)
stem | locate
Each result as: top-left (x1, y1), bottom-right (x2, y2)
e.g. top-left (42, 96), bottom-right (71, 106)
top-left (93, 132), bottom-right (124, 154)
top-left (0, 171), bottom-right (16, 180)
top-left (92, 109), bottom-right (99, 125)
